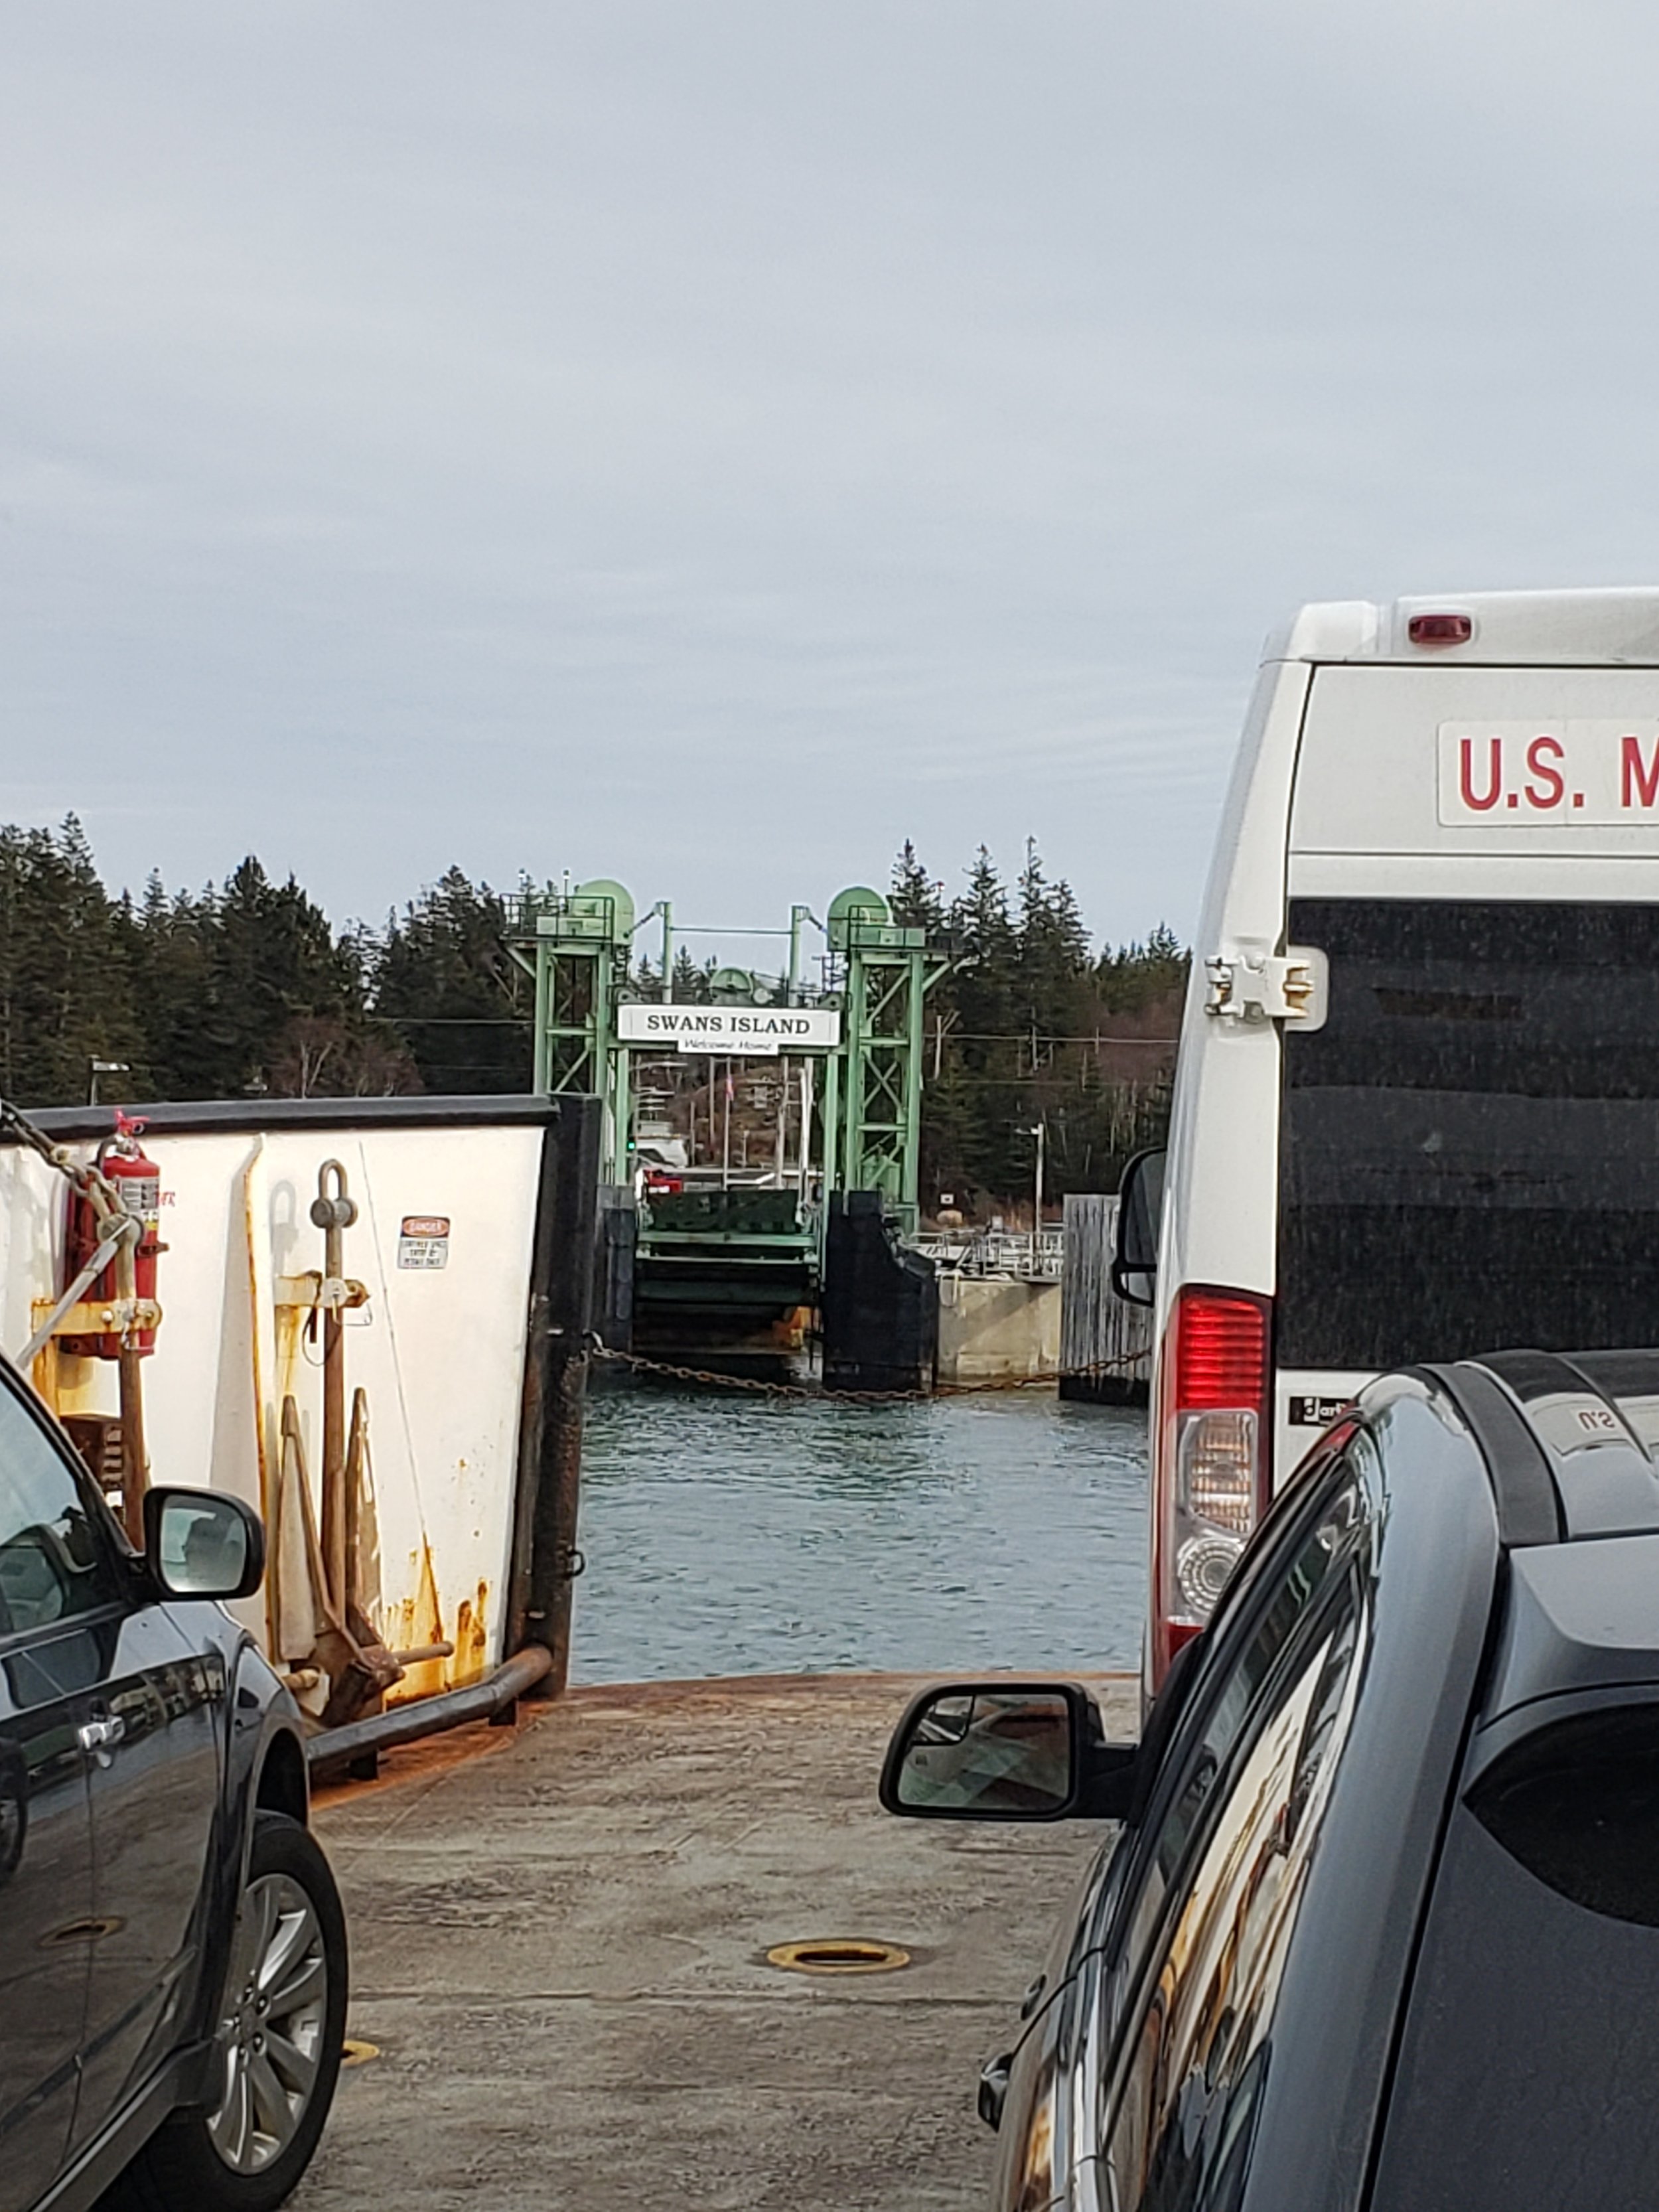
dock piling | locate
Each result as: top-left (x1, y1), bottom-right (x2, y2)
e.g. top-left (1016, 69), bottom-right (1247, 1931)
top-left (508, 1093), bottom-right (603, 1694)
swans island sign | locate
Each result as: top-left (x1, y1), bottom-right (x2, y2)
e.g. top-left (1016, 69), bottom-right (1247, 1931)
top-left (617, 1005), bottom-right (841, 1057)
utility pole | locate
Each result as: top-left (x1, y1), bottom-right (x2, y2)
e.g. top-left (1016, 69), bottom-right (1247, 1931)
top-left (1029, 1120), bottom-right (1046, 1265)
top-left (786, 904), bottom-right (811, 1001)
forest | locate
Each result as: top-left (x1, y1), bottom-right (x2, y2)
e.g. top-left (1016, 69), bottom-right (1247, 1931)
top-left (0, 818), bottom-right (1185, 1209)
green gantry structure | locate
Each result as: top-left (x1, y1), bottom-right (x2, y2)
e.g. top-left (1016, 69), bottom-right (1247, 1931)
top-left (507, 879), bottom-right (952, 1232)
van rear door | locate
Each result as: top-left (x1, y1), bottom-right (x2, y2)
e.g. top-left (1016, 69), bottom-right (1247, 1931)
top-left (1278, 664), bottom-right (1659, 1473)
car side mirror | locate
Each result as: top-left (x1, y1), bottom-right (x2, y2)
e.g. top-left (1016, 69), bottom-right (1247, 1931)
top-left (143, 1487), bottom-right (265, 1601)
top-left (1112, 1146), bottom-right (1166, 1309)
top-left (879, 1682), bottom-right (1139, 1823)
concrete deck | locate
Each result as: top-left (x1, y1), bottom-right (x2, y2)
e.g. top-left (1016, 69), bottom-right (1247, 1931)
top-left (295, 1670), bottom-right (1135, 2212)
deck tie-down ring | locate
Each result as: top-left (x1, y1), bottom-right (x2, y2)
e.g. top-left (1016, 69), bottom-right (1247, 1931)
top-left (766, 1938), bottom-right (911, 1976)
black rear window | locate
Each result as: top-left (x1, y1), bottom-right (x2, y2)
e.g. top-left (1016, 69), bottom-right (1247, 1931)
top-left (1370, 1706), bottom-right (1659, 2210)
top-left (1278, 898), bottom-right (1659, 1370)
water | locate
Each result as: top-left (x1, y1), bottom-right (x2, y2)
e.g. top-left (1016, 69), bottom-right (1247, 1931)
top-left (569, 1387), bottom-right (1150, 1683)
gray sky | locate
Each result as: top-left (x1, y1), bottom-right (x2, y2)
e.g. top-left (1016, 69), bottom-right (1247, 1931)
top-left (5, 1), bottom-right (1658, 954)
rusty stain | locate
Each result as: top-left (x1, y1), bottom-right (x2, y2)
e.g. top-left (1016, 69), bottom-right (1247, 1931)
top-left (29, 1311), bottom-right (62, 1419)
top-left (452, 1580), bottom-right (490, 1687)
top-left (241, 1139), bottom-right (279, 1655)
top-left (385, 1536), bottom-right (447, 1708)
top-left (273, 1305), bottom-right (305, 1405)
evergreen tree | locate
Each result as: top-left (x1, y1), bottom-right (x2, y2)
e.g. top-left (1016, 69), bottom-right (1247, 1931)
top-left (889, 841), bottom-right (945, 932)
top-left (670, 948), bottom-right (713, 1004)
top-left (0, 818), bottom-right (141, 1104)
top-left (942, 848), bottom-right (1023, 1193)
top-left (889, 838), bottom-right (1188, 1214)
top-left (1098, 922), bottom-right (1189, 1013)
top-left (1014, 840), bottom-right (1093, 1054)
top-left (122, 877), bottom-right (230, 1098)
top-left (201, 859), bottom-right (378, 1096)
top-left (374, 867), bottom-right (528, 1093)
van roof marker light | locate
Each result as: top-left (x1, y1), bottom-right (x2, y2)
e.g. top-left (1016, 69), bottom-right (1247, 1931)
top-left (1408, 611), bottom-right (1475, 647)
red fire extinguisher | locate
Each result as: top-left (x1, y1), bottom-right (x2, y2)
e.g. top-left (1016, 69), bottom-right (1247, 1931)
top-left (62, 1112), bottom-right (165, 1359)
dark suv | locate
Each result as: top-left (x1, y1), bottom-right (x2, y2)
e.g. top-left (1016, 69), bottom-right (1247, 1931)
top-left (0, 1356), bottom-right (345, 2212)
top-left (881, 1350), bottom-right (1659, 2211)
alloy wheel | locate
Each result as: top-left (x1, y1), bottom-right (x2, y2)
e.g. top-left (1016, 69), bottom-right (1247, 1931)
top-left (206, 1870), bottom-right (330, 2174)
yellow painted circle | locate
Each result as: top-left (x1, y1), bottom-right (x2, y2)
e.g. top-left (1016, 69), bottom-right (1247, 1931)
top-left (340, 2039), bottom-right (380, 2067)
top-left (766, 1938), bottom-right (911, 1976)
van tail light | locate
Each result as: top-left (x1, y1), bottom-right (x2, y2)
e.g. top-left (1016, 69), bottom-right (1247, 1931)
top-left (1151, 1286), bottom-right (1271, 1688)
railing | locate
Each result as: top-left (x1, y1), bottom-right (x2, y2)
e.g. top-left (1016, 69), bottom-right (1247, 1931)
top-left (910, 1226), bottom-right (1066, 1281)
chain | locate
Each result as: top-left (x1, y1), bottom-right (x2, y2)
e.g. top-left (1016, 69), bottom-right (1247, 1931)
top-left (585, 1337), bottom-right (1147, 1404)
top-left (0, 1096), bottom-right (74, 1173)
top-left (2, 1090), bottom-right (1143, 1408)
top-left (0, 1095), bottom-right (119, 1210)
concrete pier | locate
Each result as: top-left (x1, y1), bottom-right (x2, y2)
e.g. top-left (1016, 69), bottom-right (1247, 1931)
top-left (936, 1273), bottom-right (1062, 1384)
top-left (297, 1670), bottom-right (1135, 2211)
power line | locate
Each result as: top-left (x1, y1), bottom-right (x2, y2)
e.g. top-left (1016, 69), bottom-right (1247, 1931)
top-left (947, 1033), bottom-right (1178, 1047)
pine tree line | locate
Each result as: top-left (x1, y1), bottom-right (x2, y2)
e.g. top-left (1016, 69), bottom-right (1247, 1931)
top-left (0, 818), bottom-right (1185, 1203)
top-left (0, 820), bottom-right (530, 1106)
top-left (887, 840), bottom-right (1185, 1206)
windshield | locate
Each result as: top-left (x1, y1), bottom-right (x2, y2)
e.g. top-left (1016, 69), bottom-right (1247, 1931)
top-left (1277, 897), bottom-right (1659, 1370)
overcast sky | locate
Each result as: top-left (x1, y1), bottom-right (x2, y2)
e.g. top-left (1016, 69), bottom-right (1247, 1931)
top-left (5, 1), bottom-right (1658, 958)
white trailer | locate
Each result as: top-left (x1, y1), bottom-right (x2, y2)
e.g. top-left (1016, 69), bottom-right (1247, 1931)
top-left (0, 1094), bottom-right (600, 1749)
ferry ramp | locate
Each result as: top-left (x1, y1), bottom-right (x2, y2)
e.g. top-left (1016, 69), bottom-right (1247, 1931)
top-left (297, 1670), bottom-right (1133, 2211)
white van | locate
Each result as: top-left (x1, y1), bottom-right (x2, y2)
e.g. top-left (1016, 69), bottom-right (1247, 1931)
top-left (1116, 588), bottom-right (1659, 1688)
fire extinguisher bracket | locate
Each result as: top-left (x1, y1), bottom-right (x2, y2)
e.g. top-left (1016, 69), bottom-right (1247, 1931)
top-left (1, 1100), bottom-right (168, 1552)
top-left (36, 1298), bottom-right (163, 1341)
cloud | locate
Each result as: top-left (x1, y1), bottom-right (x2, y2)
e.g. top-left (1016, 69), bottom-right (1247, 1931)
top-left (3, 1), bottom-right (1659, 949)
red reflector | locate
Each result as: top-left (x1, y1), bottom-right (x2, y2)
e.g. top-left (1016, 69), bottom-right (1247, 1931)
top-left (1407, 611), bottom-right (1473, 646)
top-left (1172, 1291), bottom-right (1268, 1408)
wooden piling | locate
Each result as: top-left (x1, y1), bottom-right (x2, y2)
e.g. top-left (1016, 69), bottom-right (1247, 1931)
top-left (1059, 1193), bottom-right (1153, 1403)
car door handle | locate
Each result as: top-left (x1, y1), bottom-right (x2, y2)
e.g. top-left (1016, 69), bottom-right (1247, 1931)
top-left (77, 1716), bottom-right (126, 1764)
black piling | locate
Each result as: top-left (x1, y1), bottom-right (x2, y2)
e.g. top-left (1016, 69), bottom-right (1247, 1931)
top-left (507, 1092), bottom-right (603, 1694)
top-left (593, 1185), bottom-right (637, 1353)
top-left (820, 1191), bottom-right (938, 1394)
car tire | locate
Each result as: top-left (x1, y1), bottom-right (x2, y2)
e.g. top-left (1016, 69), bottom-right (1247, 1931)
top-left (111, 1810), bottom-right (348, 2212)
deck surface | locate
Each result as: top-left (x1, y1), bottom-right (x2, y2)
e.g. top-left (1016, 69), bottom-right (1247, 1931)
top-left (295, 1670), bottom-right (1134, 2212)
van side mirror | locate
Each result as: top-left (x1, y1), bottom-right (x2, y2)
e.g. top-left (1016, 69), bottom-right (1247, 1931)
top-left (1112, 1147), bottom-right (1166, 1309)
top-left (879, 1682), bottom-right (1139, 1823)
top-left (143, 1487), bottom-right (265, 1601)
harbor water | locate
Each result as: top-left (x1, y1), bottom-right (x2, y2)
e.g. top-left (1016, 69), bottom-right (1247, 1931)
top-left (570, 1387), bottom-right (1150, 1682)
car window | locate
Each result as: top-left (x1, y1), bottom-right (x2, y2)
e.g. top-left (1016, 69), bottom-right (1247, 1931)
top-left (1371, 1701), bottom-right (1659, 2211)
top-left (0, 1379), bottom-right (121, 1639)
top-left (1100, 1453), bottom-right (1372, 2211)
top-left (1109, 1449), bottom-right (1365, 2018)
